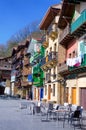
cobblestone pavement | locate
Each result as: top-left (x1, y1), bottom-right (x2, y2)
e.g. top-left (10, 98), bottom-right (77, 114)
top-left (0, 98), bottom-right (83, 130)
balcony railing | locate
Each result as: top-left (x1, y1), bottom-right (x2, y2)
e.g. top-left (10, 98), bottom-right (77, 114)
top-left (16, 70), bottom-right (22, 78)
top-left (48, 51), bottom-right (58, 61)
top-left (33, 77), bottom-right (43, 87)
top-left (15, 60), bottom-right (23, 69)
top-left (40, 51), bottom-right (58, 67)
top-left (43, 41), bottom-right (49, 48)
top-left (21, 81), bottom-right (32, 87)
top-left (24, 58), bottom-right (30, 66)
top-left (71, 10), bottom-right (86, 33)
top-left (23, 69), bottom-right (30, 76)
top-left (17, 51), bottom-right (21, 59)
top-left (59, 24), bottom-right (70, 44)
top-left (69, 54), bottom-right (86, 72)
top-left (33, 64), bottom-right (41, 74)
top-left (0, 63), bottom-right (11, 70)
top-left (12, 55), bottom-right (17, 64)
top-left (58, 61), bottom-right (69, 74)
top-left (24, 48), bottom-right (28, 55)
top-left (49, 31), bottom-right (58, 41)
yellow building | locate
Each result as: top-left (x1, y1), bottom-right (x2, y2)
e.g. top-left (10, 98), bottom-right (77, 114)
top-left (39, 4), bottom-right (61, 103)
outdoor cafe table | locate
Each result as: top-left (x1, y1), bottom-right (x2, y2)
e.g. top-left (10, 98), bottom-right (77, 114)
top-left (52, 109), bottom-right (70, 121)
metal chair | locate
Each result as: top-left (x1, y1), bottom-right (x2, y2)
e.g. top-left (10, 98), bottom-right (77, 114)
top-left (70, 109), bottom-right (82, 130)
top-left (40, 103), bottom-right (54, 122)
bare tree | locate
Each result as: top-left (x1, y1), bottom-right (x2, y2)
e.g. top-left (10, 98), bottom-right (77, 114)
top-left (8, 25), bottom-right (31, 44)
top-left (0, 44), bottom-right (6, 57)
top-left (0, 20), bottom-right (43, 57)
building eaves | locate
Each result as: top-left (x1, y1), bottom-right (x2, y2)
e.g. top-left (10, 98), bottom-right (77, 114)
top-left (58, 0), bottom-right (75, 29)
top-left (39, 4), bottom-right (61, 30)
top-left (11, 47), bottom-right (17, 56)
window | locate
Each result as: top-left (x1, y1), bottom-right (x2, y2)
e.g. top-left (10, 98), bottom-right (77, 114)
top-left (69, 53), bottom-right (71, 58)
top-left (54, 43), bottom-right (56, 52)
top-left (53, 67), bottom-right (56, 79)
top-left (50, 47), bottom-right (52, 52)
top-left (72, 51), bottom-right (76, 58)
top-left (53, 84), bottom-right (55, 96)
top-left (45, 85), bottom-right (47, 95)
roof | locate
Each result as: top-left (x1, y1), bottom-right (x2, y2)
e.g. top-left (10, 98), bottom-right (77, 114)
top-left (39, 4), bottom-right (61, 30)
top-left (11, 39), bottom-right (30, 56)
top-left (11, 47), bottom-right (17, 56)
top-left (0, 56), bottom-right (11, 60)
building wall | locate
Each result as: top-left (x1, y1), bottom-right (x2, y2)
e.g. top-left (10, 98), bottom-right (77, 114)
top-left (66, 79), bottom-right (77, 104)
top-left (43, 83), bottom-right (59, 102)
top-left (58, 44), bottom-right (66, 64)
top-left (80, 2), bottom-right (86, 13)
top-left (67, 40), bottom-right (78, 57)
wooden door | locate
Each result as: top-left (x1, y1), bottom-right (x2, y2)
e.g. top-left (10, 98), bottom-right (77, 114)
top-left (72, 87), bottom-right (76, 104)
top-left (65, 87), bottom-right (69, 103)
top-left (48, 85), bottom-right (51, 100)
top-left (80, 88), bottom-right (86, 110)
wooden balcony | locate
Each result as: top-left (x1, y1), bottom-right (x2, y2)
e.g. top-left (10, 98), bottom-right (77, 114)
top-left (68, 54), bottom-right (86, 74)
top-left (17, 51), bottom-right (21, 59)
top-left (22, 67), bottom-right (31, 76)
top-left (16, 71), bottom-right (22, 78)
top-left (43, 41), bottom-right (49, 48)
top-left (24, 59), bottom-right (30, 66)
top-left (15, 60), bottom-right (23, 69)
top-left (0, 64), bottom-right (11, 70)
top-left (15, 81), bottom-right (21, 87)
top-left (12, 56), bottom-right (17, 64)
top-left (71, 10), bottom-right (86, 37)
top-left (58, 61), bottom-right (69, 75)
top-left (58, 24), bottom-right (73, 46)
top-left (49, 31), bottom-right (58, 40)
top-left (33, 77), bottom-right (43, 87)
top-left (21, 81), bottom-right (32, 87)
top-left (24, 48), bottom-right (28, 55)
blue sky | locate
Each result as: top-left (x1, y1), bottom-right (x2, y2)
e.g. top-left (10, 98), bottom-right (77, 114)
top-left (0, 0), bottom-right (60, 45)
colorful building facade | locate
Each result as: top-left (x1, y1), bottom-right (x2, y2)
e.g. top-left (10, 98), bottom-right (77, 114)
top-left (39, 4), bottom-right (61, 103)
top-left (58, 0), bottom-right (86, 109)
top-left (11, 40), bottom-right (32, 99)
top-left (28, 38), bottom-right (45, 101)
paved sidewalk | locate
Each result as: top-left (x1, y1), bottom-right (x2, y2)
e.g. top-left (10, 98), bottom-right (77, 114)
top-left (0, 99), bottom-right (83, 130)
